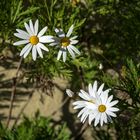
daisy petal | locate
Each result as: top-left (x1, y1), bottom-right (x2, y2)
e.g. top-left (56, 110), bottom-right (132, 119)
top-left (29, 20), bottom-right (35, 34)
top-left (79, 90), bottom-right (90, 101)
top-left (81, 111), bottom-right (88, 123)
top-left (24, 22), bottom-right (33, 35)
top-left (39, 36), bottom-right (54, 43)
top-left (106, 110), bottom-right (117, 117)
top-left (73, 105), bottom-right (85, 109)
top-left (95, 94), bottom-right (102, 104)
top-left (38, 43), bottom-right (49, 52)
top-left (67, 47), bottom-right (75, 59)
top-left (66, 24), bottom-right (74, 37)
top-left (100, 113), bottom-right (104, 126)
top-left (71, 40), bottom-right (78, 45)
top-left (49, 42), bottom-right (59, 46)
top-left (70, 36), bottom-right (78, 40)
top-left (13, 40), bottom-right (29, 46)
top-left (69, 45), bottom-right (80, 55)
top-left (102, 112), bottom-right (107, 123)
top-left (73, 101), bottom-right (86, 105)
top-left (57, 50), bottom-right (63, 60)
top-left (100, 90), bottom-right (108, 104)
top-left (93, 81), bottom-right (98, 93)
top-left (104, 90), bottom-right (111, 104)
top-left (106, 95), bottom-right (113, 104)
top-left (88, 113), bottom-right (94, 125)
top-left (88, 110), bottom-right (98, 125)
top-left (38, 26), bottom-right (48, 37)
top-left (14, 33), bottom-right (29, 40)
top-left (108, 100), bottom-right (118, 107)
top-left (62, 50), bottom-right (67, 62)
top-left (34, 19), bottom-right (39, 35)
top-left (32, 46), bottom-right (37, 61)
top-left (16, 29), bottom-right (29, 38)
top-left (94, 112), bottom-right (100, 126)
top-left (23, 45), bottom-right (32, 58)
top-left (86, 102), bottom-right (96, 110)
top-left (50, 37), bottom-right (60, 43)
top-left (55, 28), bottom-right (65, 37)
top-left (36, 44), bottom-right (43, 58)
top-left (77, 108), bottom-right (86, 117)
top-left (88, 83), bottom-right (93, 97)
top-left (108, 107), bottom-right (119, 112)
top-left (97, 83), bottom-right (104, 95)
top-left (20, 43), bottom-right (31, 56)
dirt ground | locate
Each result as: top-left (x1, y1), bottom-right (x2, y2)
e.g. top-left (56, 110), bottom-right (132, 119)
top-left (0, 50), bottom-right (93, 140)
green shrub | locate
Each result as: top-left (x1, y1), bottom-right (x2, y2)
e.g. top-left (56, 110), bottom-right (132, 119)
top-left (0, 116), bottom-right (70, 140)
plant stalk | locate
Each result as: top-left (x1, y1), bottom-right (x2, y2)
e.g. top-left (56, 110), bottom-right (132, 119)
top-left (6, 57), bottom-right (23, 128)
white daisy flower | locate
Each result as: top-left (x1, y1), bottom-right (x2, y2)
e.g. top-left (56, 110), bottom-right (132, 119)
top-left (73, 81), bottom-right (119, 126)
top-left (73, 81), bottom-right (105, 111)
top-left (50, 24), bottom-right (80, 62)
top-left (13, 19), bottom-right (53, 61)
top-left (88, 93), bottom-right (119, 126)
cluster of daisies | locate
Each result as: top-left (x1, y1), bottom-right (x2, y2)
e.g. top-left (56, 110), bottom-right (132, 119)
top-left (14, 19), bottom-right (119, 127)
top-left (13, 19), bottom-right (80, 62)
top-left (67, 81), bottom-right (119, 126)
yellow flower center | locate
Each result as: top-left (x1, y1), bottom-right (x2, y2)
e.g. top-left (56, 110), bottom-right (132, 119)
top-left (29, 36), bottom-right (39, 45)
top-left (98, 104), bottom-right (106, 112)
top-left (61, 37), bottom-right (70, 47)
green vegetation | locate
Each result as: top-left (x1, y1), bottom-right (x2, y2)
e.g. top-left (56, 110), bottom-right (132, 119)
top-left (0, 115), bottom-right (70, 140)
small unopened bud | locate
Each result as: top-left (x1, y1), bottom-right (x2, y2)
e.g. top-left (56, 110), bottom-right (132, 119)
top-left (66, 89), bottom-right (74, 97)
top-left (99, 63), bottom-right (103, 70)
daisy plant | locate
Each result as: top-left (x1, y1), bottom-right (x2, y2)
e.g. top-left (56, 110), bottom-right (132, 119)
top-left (50, 24), bottom-right (80, 62)
top-left (73, 81), bottom-right (119, 126)
top-left (13, 19), bottom-right (53, 61)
